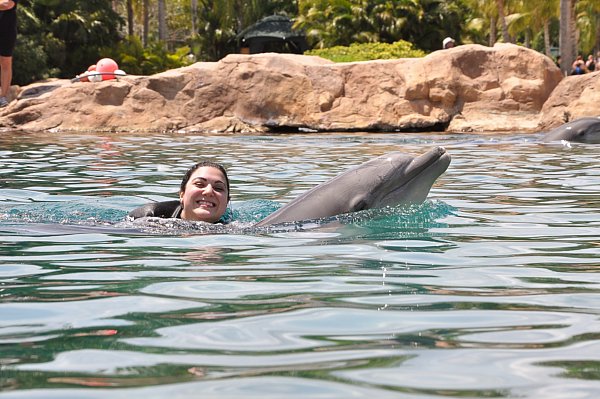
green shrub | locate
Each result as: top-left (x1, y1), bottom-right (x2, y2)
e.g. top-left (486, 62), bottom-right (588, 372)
top-left (305, 40), bottom-right (426, 62)
top-left (104, 36), bottom-right (194, 76)
top-left (13, 37), bottom-right (58, 86)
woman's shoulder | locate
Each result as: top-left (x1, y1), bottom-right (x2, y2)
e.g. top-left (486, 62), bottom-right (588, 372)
top-left (128, 200), bottom-right (181, 219)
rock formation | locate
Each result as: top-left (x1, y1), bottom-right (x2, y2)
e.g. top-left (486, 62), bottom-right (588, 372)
top-left (0, 43), bottom-right (596, 134)
top-left (538, 69), bottom-right (600, 131)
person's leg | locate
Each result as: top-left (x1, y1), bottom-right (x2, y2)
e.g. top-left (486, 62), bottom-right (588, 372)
top-left (0, 55), bottom-right (13, 98)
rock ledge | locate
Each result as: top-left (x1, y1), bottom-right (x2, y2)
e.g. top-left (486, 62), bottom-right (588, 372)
top-left (1, 43), bottom-right (597, 134)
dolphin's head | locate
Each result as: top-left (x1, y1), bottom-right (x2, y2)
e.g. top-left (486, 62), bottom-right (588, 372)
top-left (543, 117), bottom-right (600, 144)
top-left (568, 117), bottom-right (600, 143)
top-left (348, 146), bottom-right (451, 211)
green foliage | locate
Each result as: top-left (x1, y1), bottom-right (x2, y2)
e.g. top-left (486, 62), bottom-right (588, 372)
top-left (577, 0), bottom-right (600, 55)
top-left (305, 40), bottom-right (426, 62)
top-left (10, 0), bottom-right (600, 86)
top-left (14, 1), bottom-right (196, 85)
top-left (191, 0), bottom-right (238, 61)
top-left (12, 37), bottom-right (55, 86)
top-left (296, 0), bottom-right (466, 52)
top-left (12, 6), bottom-right (54, 85)
top-left (105, 36), bottom-right (193, 76)
top-left (184, 0), bottom-right (299, 61)
top-left (15, 0), bottom-right (124, 79)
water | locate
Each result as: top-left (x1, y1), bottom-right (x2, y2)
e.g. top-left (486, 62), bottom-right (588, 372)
top-left (1, 131), bottom-right (599, 398)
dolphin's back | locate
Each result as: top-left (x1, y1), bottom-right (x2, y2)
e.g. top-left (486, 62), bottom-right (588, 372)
top-left (255, 160), bottom-right (385, 226)
top-left (542, 117), bottom-right (600, 143)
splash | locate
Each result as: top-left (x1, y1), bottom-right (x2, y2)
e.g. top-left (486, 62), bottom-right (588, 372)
top-left (1, 198), bottom-right (454, 238)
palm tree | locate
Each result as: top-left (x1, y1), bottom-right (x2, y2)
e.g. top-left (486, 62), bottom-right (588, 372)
top-left (297, 0), bottom-right (451, 50)
top-left (506, 1), bottom-right (532, 47)
top-left (296, 0), bottom-right (356, 48)
top-left (537, 0), bottom-right (560, 56)
top-left (191, 0), bottom-right (198, 35)
top-left (118, 0), bottom-right (149, 46)
top-left (126, 0), bottom-right (134, 37)
top-left (497, 0), bottom-right (510, 42)
top-left (507, 0), bottom-right (559, 54)
top-left (577, 0), bottom-right (600, 57)
top-left (463, 0), bottom-right (499, 46)
top-left (404, 0), bottom-right (466, 51)
top-left (560, 0), bottom-right (577, 74)
top-left (143, 0), bottom-right (149, 46)
top-left (158, 0), bottom-right (167, 42)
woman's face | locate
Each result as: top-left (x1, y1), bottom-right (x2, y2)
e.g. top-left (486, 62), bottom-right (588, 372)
top-left (179, 166), bottom-right (229, 223)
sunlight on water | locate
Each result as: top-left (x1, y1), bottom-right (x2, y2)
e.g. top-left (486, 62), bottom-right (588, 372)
top-left (1, 131), bottom-right (599, 398)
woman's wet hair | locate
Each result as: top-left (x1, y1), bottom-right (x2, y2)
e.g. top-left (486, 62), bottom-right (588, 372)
top-left (180, 161), bottom-right (230, 200)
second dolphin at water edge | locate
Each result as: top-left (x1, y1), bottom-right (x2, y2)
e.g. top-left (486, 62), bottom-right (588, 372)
top-left (542, 117), bottom-right (600, 144)
top-left (255, 146), bottom-right (451, 226)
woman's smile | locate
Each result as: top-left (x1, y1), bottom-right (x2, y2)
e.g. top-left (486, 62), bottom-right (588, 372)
top-left (196, 198), bottom-right (216, 207)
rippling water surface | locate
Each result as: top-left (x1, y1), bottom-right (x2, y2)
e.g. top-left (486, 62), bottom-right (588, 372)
top-left (1, 131), bottom-right (599, 398)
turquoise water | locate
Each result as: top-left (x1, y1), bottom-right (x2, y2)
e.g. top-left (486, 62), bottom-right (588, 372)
top-left (1, 131), bottom-right (599, 398)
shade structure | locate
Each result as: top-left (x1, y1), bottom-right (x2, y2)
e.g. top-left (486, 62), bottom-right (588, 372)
top-left (237, 15), bottom-right (308, 54)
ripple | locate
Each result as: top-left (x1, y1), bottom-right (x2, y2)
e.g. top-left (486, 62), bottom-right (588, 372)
top-left (0, 377), bottom-right (410, 399)
top-left (122, 307), bottom-right (597, 351)
top-left (0, 296), bottom-right (202, 343)
top-left (1, 131), bottom-right (599, 398)
top-left (0, 264), bottom-right (52, 278)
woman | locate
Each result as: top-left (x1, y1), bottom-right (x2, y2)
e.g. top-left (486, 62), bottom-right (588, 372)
top-left (0, 0), bottom-right (18, 108)
top-left (129, 161), bottom-right (231, 223)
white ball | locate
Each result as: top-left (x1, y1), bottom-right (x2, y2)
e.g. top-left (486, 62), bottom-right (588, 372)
top-left (114, 69), bottom-right (126, 76)
top-left (88, 72), bottom-right (103, 83)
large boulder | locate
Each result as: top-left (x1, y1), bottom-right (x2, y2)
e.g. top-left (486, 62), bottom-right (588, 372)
top-left (538, 70), bottom-right (600, 131)
top-left (0, 43), bottom-right (568, 133)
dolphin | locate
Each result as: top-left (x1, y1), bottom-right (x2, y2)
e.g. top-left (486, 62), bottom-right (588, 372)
top-left (541, 117), bottom-right (600, 144)
top-left (255, 146), bottom-right (451, 226)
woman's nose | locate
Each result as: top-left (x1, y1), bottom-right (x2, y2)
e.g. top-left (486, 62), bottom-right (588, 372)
top-left (201, 184), bottom-right (214, 195)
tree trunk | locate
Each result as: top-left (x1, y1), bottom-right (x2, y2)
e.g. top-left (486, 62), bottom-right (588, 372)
top-left (126, 0), bottom-right (134, 37)
top-left (235, 0), bottom-right (243, 32)
top-left (158, 0), bottom-right (167, 43)
top-left (143, 0), bottom-right (149, 47)
top-left (571, 2), bottom-right (578, 58)
top-left (497, 0), bottom-right (510, 43)
top-left (559, 0), bottom-right (577, 75)
top-left (489, 16), bottom-right (497, 46)
top-left (544, 20), bottom-right (551, 57)
top-left (191, 0), bottom-right (198, 36)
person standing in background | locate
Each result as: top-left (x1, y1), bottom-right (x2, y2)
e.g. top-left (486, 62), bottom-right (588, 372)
top-left (585, 54), bottom-right (596, 72)
top-left (0, 0), bottom-right (17, 108)
top-left (571, 55), bottom-right (587, 75)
